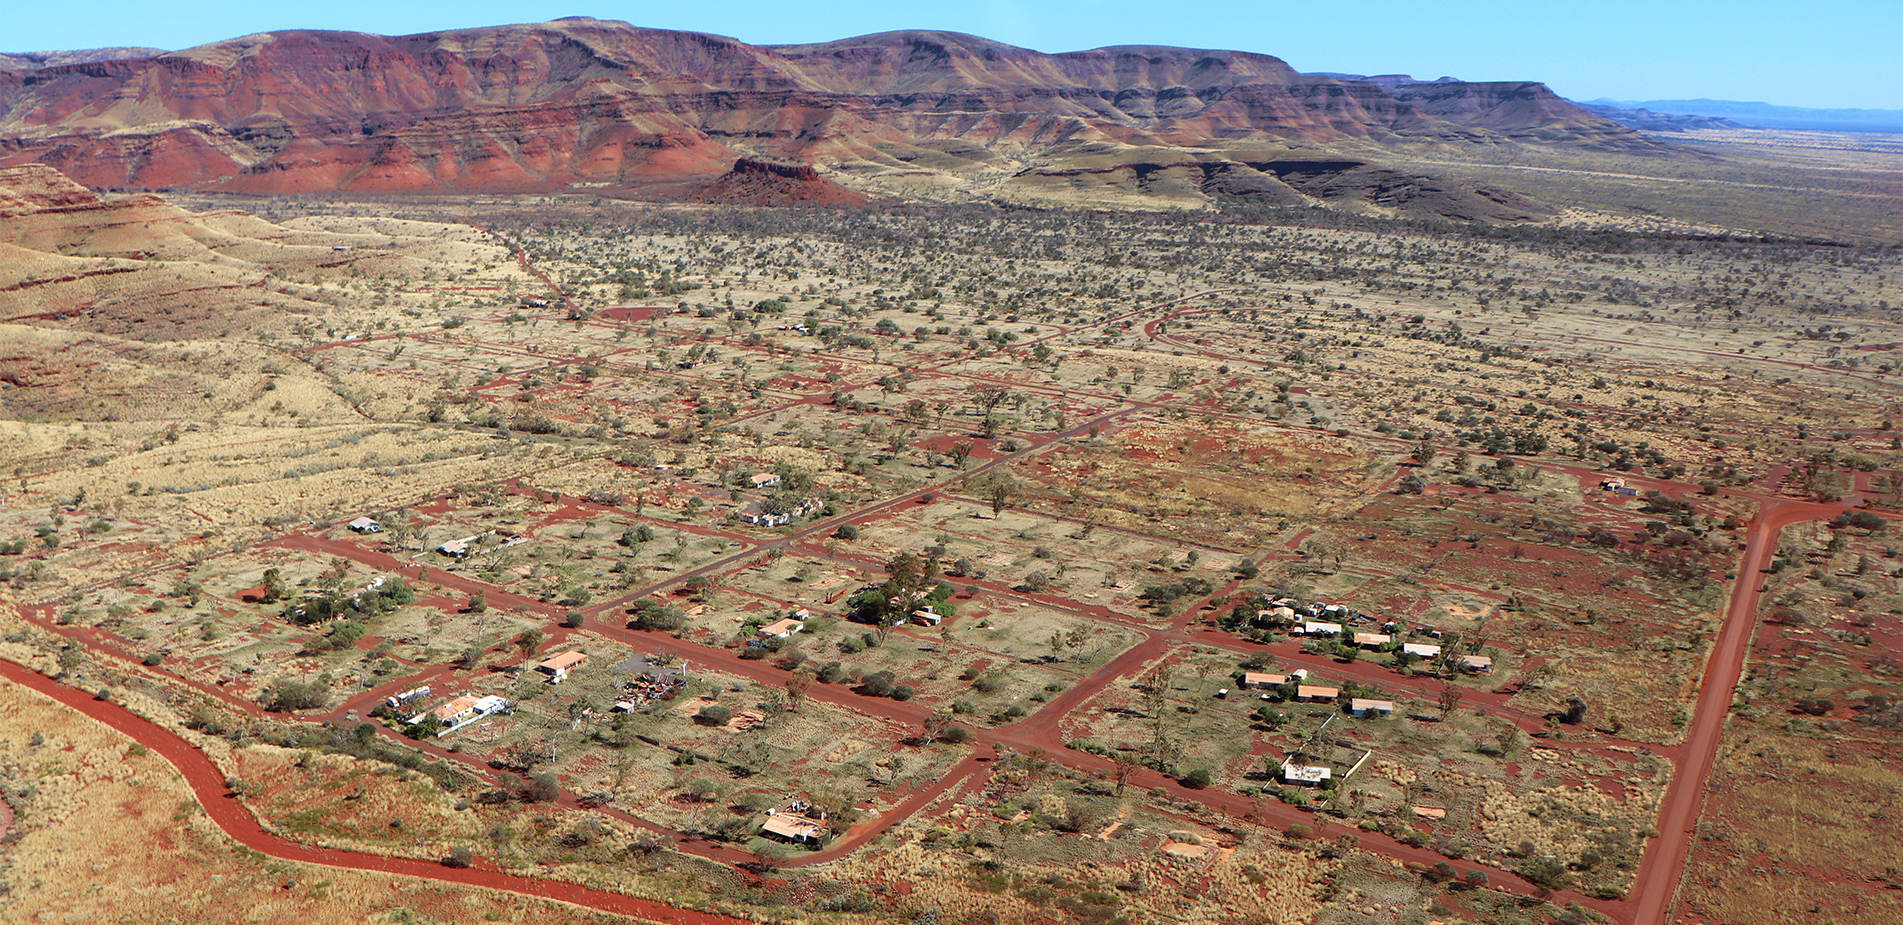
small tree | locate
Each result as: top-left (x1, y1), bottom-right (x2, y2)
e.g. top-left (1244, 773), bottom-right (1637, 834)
top-left (1438, 683), bottom-right (1464, 720)
top-left (259, 567), bottom-right (287, 603)
top-left (516, 627), bottom-right (545, 661)
top-left (785, 670), bottom-right (813, 710)
top-left (923, 710), bottom-right (953, 742)
top-left (1112, 750), bottom-right (1139, 795)
top-left (985, 476), bottom-right (1019, 516)
top-left (695, 704), bottom-right (733, 726)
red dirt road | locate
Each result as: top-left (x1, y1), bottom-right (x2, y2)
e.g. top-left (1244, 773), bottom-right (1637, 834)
top-left (1627, 498), bottom-right (1829, 925)
top-left (0, 657), bottom-right (747, 925)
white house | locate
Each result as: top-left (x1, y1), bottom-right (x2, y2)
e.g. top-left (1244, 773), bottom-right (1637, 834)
top-left (1403, 643), bottom-right (1442, 659)
top-left (417, 694), bottom-right (509, 735)
top-left (1302, 621), bottom-right (1344, 636)
top-left (1296, 684), bottom-right (1340, 703)
top-left (348, 516), bottom-right (381, 533)
top-left (1350, 698), bottom-right (1395, 718)
top-left (738, 504), bottom-right (793, 527)
top-left (1282, 761), bottom-right (1332, 786)
top-left (756, 617), bottom-right (805, 639)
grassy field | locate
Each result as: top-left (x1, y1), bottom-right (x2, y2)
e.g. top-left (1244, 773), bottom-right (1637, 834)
top-left (1, 168), bottom-right (1899, 923)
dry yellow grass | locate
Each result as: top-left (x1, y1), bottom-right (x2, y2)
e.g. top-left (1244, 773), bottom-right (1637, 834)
top-left (823, 792), bottom-right (1338, 925)
top-left (1676, 732), bottom-right (1903, 925)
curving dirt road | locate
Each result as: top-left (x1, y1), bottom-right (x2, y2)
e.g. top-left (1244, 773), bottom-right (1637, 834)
top-left (0, 656), bottom-right (749, 925)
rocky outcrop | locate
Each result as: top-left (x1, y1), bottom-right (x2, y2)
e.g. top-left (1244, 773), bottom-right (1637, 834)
top-left (0, 163), bottom-right (101, 215)
top-left (729, 157), bottom-right (820, 182)
top-left (0, 162), bottom-right (493, 343)
top-left (691, 157), bottom-right (868, 205)
top-left (1245, 158), bottom-right (1554, 222)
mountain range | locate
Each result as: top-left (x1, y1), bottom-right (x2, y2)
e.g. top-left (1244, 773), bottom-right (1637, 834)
top-left (0, 18), bottom-right (1699, 217)
top-left (18, 18), bottom-right (1885, 220)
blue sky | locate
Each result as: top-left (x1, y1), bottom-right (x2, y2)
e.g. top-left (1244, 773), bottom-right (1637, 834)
top-left (3, 1), bottom-right (1898, 108)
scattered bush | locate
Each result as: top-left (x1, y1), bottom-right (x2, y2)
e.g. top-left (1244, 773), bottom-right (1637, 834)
top-left (265, 679), bottom-right (329, 712)
top-left (525, 772), bottom-right (561, 803)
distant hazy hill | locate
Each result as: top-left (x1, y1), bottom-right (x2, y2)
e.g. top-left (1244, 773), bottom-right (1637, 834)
top-left (0, 47), bottom-right (166, 69)
top-left (1577, 104), bottom-right (1741, 133)
top-left (1307, 73), bottom-right (1461, 91)
top-left (1590, 99), bottom-right (1903, 133)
